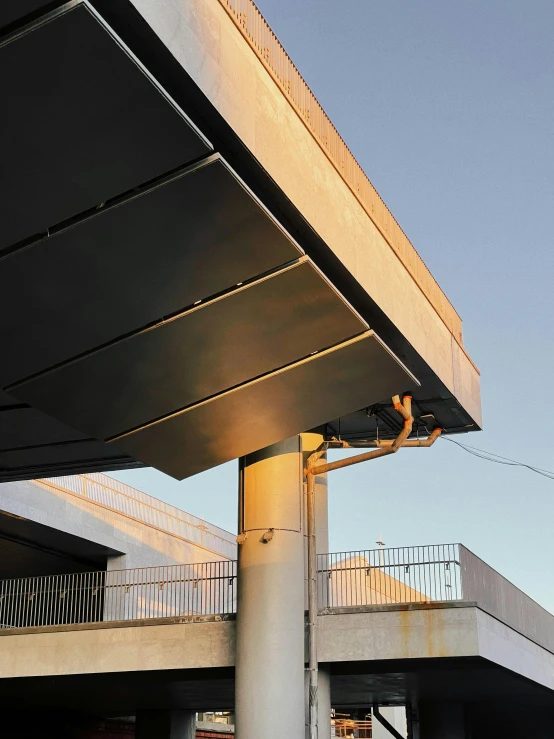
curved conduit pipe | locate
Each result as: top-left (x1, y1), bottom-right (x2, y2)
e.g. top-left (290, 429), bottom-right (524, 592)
top-left (336, 425), bottom-right (443, 450)
top-left (304, 395), bottom-right (442, 739)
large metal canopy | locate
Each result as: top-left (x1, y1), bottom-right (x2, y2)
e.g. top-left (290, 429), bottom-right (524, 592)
top-left (0, 0), bottom-right (474, 482)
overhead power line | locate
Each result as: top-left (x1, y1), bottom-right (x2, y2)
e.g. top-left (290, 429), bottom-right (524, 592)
top-left (440, 436), bottom-right (554, 481)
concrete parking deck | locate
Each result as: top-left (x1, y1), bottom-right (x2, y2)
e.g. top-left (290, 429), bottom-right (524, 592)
top-left (2, 604), bottom-right (554, 708)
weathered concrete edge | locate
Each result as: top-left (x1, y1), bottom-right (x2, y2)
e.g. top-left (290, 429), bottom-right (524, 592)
top-left (319, 601), bottom-right (478, 616)
top-left (0, 602), bottom-right (470, 638)
top-left (475, 608), bottom-right (554, 692)
top-left (322, 601), bottom-right (554, 661)
top-left (216, 0), bottom-right (464, 336)
top-left (0, 618), bottom-right (236, 679)
top-left (0, 612), bottom-right (236, 638)
top-left (123, 0), bottom-right (481, 426)
top-left (2, 605), bottom-right (554, 692)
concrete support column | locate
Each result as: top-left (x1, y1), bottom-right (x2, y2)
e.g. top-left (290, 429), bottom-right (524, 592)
top-left (418, 702), bottom-right (468, 739)
top-left (136, 710), bottom-right (196, 739)
top-left (236, 437), bottom-right (306, 739)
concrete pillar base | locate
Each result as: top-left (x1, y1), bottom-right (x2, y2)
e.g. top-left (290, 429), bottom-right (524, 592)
top-left (136, 710), bottom-right (196, 739)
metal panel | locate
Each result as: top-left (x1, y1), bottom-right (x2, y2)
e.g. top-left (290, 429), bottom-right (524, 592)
top-left (0, 409), bottom-right (140, 482)
top-left (0, 390), bottom-right (20, 408)
top-left (0, 407), bottom-right (88, 450)
top-left (0, 457), bottom-right (142, 483)
top-left (0, 440), bottom-right (127, 472)
top-left (109, 332), bottom-right (419, 480)
top-left (0, 0), bottom-right (52, 30)
top-left (10, 261), bottom-right (366, 439)
top-left (0, 2), bottom-right (210, 254)
top-left (0, 157), bottom-right (303, 386)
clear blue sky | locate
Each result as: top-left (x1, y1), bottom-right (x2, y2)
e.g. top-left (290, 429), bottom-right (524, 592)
top-left (111, 0), bottom-right (554, 610)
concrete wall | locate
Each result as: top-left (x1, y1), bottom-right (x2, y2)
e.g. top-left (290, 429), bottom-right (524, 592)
top-left (125, 0), bottom-right (481, 426)
top-left (460, 544), bottom-right (554, 655)
top-left (0, 475), bottom-right (236, 571)
top-left (2, 605), bottom-right (554, 695)
top-left (319, 605), bottom-right (554, 693)
top-left (318, 605), bottom-right (480, 663)
top-left (0, 616), bottom-right (235, 679)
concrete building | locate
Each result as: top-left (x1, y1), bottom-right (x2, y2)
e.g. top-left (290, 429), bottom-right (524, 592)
top-left (2, 475), bottom-right (554, 739)
top-left (0, 0), bottom-right (538, 737)
top-left (0, 472), bottom-right (236, 577)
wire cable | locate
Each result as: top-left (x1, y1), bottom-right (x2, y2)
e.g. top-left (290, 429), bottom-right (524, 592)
top-left (440, 436), bottom-right (554, 481)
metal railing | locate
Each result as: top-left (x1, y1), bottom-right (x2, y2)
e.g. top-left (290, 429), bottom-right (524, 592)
top-left (217, 0), bottom-right (464, 345)
top-left (318, 544), bottom-right (462, 607)
top-left (0, 560), bottom-right (237, 630)
top-left (5, 544), bottom-right (552, 651)
top-left (0, 546), bottom-right (460, 630)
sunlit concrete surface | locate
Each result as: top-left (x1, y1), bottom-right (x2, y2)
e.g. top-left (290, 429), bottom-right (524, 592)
top-left (123, 0), bottom-right (481, 427)
top-left (0, 0), bottom-right (481, 483)
top-left (319, 604), bottom-right (554, 693)
top-left (2, 604), bottom-right (554, 696)
top-left (0, 616), bottom-right (235, 679)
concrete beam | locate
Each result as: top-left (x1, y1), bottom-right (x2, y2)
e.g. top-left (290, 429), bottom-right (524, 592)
top-left (0, 617), bottom-right (235, 679)
top-left (2, 606), bottom-right (554, 695)
top-left (0, 477), bottom-right (236, 569)
top-left (318, 605), bottom-right (554, 693)
top-left (121, 0), bottom-right (481, 426)
top-left (318, 604), bottom-right (480, 663)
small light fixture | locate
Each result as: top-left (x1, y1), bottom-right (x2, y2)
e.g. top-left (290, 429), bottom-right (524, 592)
top-left (194, 300), bottom-right (202, 305)
top-left (261, 528), bottom-right (275, 544)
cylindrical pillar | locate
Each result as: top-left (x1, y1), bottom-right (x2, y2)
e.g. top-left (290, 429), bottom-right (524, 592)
top-left (236, 437), bottom-right (306, 739)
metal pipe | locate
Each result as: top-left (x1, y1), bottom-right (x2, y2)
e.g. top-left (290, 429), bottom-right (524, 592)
top-left (306, 467), bottom-right (318, 739)
top-left (310, 395), bottom-right (414, 476)
top-left (304, 394), bottom-right (413, 739)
